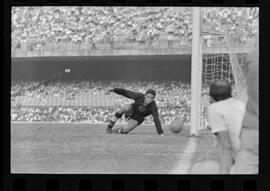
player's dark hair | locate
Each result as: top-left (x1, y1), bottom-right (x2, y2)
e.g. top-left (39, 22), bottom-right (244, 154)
top-left (209, 80), bottom-right (232, 101)
top-left (145, 89), bottom-right (156, 97)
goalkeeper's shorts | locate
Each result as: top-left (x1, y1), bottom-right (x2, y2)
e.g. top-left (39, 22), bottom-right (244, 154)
top-left (124, 108), bottom-right (144, 125)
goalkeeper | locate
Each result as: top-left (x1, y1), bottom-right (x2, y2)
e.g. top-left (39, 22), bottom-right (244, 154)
top-left (106, 88), bottom-right (164, 135)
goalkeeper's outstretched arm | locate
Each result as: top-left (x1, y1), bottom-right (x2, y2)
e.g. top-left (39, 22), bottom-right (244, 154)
top-left (109, 88), bottom-right (143, 100)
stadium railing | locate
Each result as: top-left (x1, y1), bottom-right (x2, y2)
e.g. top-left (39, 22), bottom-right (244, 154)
top-left (11, 38), bottom-right (256, 57)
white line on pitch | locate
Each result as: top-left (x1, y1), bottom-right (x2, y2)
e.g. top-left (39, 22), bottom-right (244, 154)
top-left (170, 137), bottom-right (197, 174)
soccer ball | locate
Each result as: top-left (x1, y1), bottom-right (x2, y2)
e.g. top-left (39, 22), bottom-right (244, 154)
top-left (169, 119), bottom-right (184, 133)
top-left (190, 160), bottom-right (220, 174)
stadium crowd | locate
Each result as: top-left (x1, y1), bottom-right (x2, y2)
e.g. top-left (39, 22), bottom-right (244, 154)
top-left (11, 81), bottom-right (191, 107)
top-left (12, 7), bottom-right (258, 51)
top-left (11, 81), bottom-right (192, 125)
top-left (10, 105), bottom-right (189, 125)
top-left (202, 7), bottom-right (258, 46)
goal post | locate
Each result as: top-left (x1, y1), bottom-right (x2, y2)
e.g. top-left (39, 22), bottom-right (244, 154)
top-left (190, 7), bottom-right (202, 136)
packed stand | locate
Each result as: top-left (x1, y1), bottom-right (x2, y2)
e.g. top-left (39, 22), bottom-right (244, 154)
top-left (11, 106), bottom-right (114, 123)
top-left (11, 80), bottom-right (192, 125)
top-left (11, 80), bottom-right (191, 108)
top-left (12, 7), bottom-right (258, 51)
top-left (11, 105), bottom-right (190, 125)
top-left (12, 7), bottom-right (193, 51)
top-left (202, 7), bottom-right (259, 47)
top-left (11, 81), bottom-right (110, 97)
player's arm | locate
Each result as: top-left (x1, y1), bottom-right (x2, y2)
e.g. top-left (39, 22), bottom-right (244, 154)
top-left (109, 88), bottom-right (143, 100)
top-left (208, 107), bottom-right (234, 174)
top-left (151, 102), bottom-right (164, 135)
top-left (214, 131), bottom-right (234, 174)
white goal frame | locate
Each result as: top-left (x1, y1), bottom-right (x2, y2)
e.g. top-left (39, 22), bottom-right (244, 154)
top-left (190, 7), bottom-right (202, 136)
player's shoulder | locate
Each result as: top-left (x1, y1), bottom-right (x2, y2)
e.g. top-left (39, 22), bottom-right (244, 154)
top-left (135, 92), bottom-right (145, 99)
top-left (209, 98), bottom-right (245, 113)
top-left (208, 102), bottom-right (220, 114)
top-left (222, 98), bottom-right (246, 109)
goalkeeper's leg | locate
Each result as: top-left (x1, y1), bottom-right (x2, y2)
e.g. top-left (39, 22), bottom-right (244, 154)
top-left (112, 119), bottom-right (139, 134)
top-left (106, 104), bottom-right (132, 133)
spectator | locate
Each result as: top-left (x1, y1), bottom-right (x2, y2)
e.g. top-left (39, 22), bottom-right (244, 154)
top-left (12, 7), bottom-right (257, 51)
top-left (11, 80), bottom-right (193, 125)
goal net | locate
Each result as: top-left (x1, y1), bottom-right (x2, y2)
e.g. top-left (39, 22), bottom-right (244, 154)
top-left (198, 7), bottom-right (258, 130)
top-left (200, 43), bottom-right (250, 129)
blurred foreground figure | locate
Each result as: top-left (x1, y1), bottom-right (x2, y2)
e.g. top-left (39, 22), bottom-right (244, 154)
top-left (207, 80), bottom-right (245, 174)
top-left (231, 49), bottom-right (259, 174)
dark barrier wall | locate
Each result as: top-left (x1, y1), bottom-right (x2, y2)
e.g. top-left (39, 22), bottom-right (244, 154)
top-left (11, 55), bottom-right (192, 82)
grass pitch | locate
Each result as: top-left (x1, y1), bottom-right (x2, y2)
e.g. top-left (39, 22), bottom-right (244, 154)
top-left (11, 122), bottom-right (215, 174)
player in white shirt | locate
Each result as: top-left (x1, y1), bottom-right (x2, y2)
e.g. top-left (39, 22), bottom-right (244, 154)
top-left (208, 80), bottom-right (246, 174)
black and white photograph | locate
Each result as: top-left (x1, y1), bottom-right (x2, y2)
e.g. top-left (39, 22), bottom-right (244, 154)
top-left (11, 6), bottom-right (258, 174)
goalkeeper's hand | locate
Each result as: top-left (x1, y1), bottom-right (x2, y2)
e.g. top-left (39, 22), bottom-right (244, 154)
top-left (159, 133), bottom-right (164, 136)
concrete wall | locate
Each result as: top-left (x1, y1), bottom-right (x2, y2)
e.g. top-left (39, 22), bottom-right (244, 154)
top-left (12, 55), bottom-right (192, 82)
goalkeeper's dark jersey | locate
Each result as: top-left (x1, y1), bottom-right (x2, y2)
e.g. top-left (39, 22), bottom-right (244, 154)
top-left (112, 88), bottom-right (164, 134)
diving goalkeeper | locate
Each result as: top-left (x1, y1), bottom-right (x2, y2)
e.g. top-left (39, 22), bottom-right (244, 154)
top-left (106, 88), bottom-right (164, 135)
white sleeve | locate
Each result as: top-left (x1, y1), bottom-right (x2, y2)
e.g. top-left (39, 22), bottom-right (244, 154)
top-left (208, 105), bottom-right (227, 133)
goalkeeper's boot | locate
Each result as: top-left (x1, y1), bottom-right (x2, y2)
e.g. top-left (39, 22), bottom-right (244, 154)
top-left (106, 112), bottom-right (123, 134)
top-left (106, 120), bottom-right (115, 134)
top-left (106, 126), bottom-right (113, 134)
